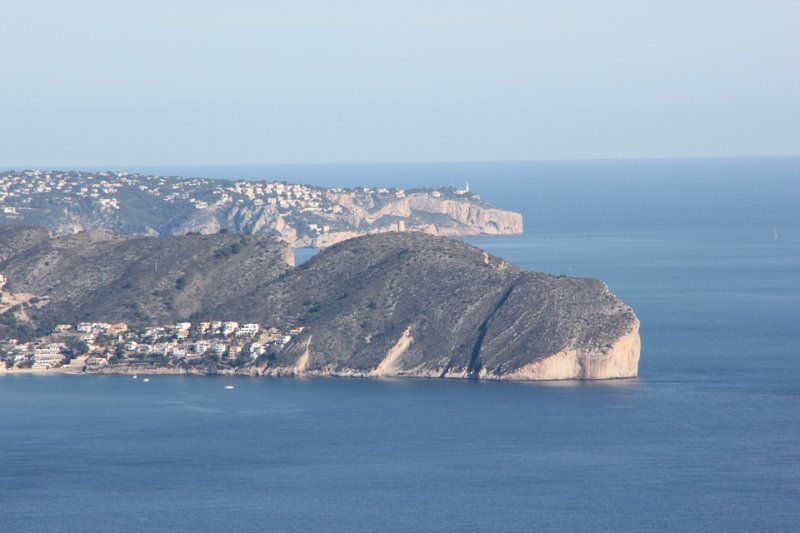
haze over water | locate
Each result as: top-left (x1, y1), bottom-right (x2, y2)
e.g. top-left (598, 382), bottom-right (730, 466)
top-left (2, 157), bottom-right (799, 531)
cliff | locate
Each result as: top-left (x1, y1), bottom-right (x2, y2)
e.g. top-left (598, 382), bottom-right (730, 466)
top-left (0, 226), bottom-right (639, 380)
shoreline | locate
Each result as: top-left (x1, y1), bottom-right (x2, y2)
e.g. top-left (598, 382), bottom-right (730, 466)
top-left (1, 356), bottom-right (89, 375)
top-left (1, 364), bottom-right (640, 383)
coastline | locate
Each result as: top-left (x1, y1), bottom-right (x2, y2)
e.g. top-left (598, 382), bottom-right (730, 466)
top-left (1, 361), bottom-right (640, 382)
top-left (1, 356), bottom-right (88, 375)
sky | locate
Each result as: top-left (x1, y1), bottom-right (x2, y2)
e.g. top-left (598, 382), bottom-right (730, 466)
top-left (1, 0), bottom-right (798, 166)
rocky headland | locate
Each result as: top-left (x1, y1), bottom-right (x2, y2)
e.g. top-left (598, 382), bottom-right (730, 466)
top-left (0, 226), bottom-right (639, 380)
top-left (0, 170), bottom-right (522, 247)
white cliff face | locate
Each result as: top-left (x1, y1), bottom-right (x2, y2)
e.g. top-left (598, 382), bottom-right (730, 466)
top-left (175, 194), bottom-right (523, 248)
top-left (293, 337), bottom-right (312, 375)
top-left (311, 230), bottom-right (363, 248)
top-left (501, 321), bottom-right (641, 380)
top-left (371, 327), bottom-right (413, 377)
top-left (406, 196), bottom-right (524, 235)
top-left (327, 193), bottom-right (413, 223)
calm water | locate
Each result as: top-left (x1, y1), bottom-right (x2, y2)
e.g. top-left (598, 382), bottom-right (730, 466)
top-left (2, 159), bottom-right (799, 531)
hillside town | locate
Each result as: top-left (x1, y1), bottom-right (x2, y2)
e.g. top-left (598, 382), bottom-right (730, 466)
top-left (0, 319), bottom-right (303, 373)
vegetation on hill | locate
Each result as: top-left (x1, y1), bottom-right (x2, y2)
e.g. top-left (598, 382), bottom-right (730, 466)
top-left (0, 226), bottom-right (638, 379)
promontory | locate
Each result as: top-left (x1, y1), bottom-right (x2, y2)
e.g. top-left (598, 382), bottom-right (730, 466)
top-left (0, 226), bottom-right (640, 380)
top-left (0, 170), bottom-right (522, 247)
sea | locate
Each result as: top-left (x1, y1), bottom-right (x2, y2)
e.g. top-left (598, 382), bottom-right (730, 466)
top-left (1, 157), bottom-right (799, 532)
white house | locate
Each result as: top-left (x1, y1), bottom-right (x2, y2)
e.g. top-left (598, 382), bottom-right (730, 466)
top-left (237, 323), bottom-right (260, 337)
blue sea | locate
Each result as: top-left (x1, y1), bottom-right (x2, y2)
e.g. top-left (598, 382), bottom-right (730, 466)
top-left (2, 158), bottom-right (799, 531)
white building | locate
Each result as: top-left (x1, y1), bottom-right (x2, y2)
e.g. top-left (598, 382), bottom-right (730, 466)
top-left (237, 323), bottom-right (260, 337)
top-left (193, 341), bottom-right (211, 354)
top-left (249, 343), bottom-right (266, 358)
top-left (32, 344), bottom-right (66, 369)
top-left (209, 343), bottom-right (227, 357)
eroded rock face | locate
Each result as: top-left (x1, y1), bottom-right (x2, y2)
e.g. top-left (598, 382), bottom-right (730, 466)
top-left (406, 196), bottom-right (523, 235)
top-left (499, 322), bottom-right (641, 380)
top-left (184, 196), bottom-right (524, 247)
top-left (0, 227), bottom-right (639, 380)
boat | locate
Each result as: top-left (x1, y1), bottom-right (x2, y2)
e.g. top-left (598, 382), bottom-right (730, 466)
top-left (143, 378), bottom-right (150, 382)
top-left (133, 375), bottom-right (138, 379)
top-left (225, 385), bottom-right (235, 390)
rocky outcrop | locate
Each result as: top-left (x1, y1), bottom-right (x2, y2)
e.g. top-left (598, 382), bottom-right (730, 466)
top-left (498, 321), bottom-right (640, 380)
top-left (178, 197), bottom-right (523, 247)
top-left (406, 196), bottom-right (523, 235)
top-left (292, 194), bottom-right (523, 246)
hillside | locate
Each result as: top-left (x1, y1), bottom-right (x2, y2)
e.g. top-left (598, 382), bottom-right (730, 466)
top-left (214, 233), bottom-right (639, 379)
top-left (0, 230), bottom-right (293, 339)
top-left (0, 226), bottom-right (639, 380)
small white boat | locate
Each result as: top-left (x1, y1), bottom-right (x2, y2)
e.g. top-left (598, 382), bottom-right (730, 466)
top-left (225, 385), bottom-right (235, 390)
top-left (133, 375), bottom-right (138, 379)
top-left (143, 378), bottom-right (150, 382)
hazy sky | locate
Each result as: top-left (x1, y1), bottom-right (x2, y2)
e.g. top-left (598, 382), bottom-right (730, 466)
top-left (1, 0), bottom-right (798, 165)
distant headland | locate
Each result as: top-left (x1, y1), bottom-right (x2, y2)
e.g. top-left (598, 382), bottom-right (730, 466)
top-left (0, 170), bottom-right (522, 247)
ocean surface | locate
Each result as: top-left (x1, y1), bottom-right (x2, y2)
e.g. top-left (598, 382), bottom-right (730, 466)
top-left (2, 158), bottom-right (799, 531)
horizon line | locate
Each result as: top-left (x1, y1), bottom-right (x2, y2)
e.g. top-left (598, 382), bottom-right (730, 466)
top-left (2, 154), bottom-right (799, 171)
